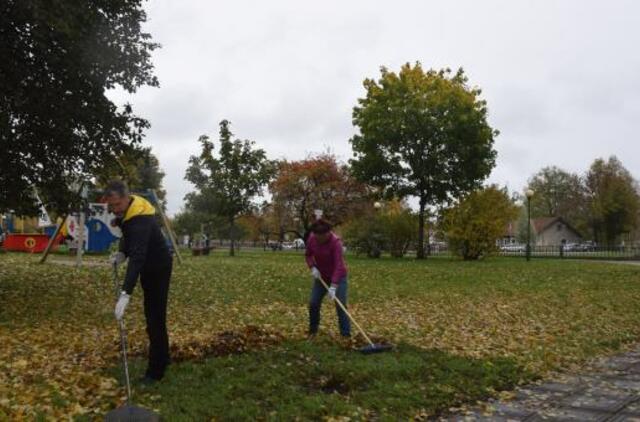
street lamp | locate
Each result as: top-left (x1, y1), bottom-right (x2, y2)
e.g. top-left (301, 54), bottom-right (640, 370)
top-left (525, 189), bottom-right (534, 261)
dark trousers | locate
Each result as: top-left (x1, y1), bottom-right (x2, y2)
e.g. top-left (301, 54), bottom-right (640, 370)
top-left (140, 261), bottom-right (172, 379)
top-left (309, 277), bottom-right (351, 337)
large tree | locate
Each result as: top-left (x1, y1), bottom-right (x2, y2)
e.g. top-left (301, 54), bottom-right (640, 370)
top-left (269, 154), bottom-right (370, 238)
top-left (350, 63), bottom-right (498, 258)
top-left (185, 120), bottom-right (275, 256)
top-left (0, 0), bottom-right (158, 214)
top-left (525, 166), bottom-right (588, 234)
top-left (585, 156), bottom-right (640, 245)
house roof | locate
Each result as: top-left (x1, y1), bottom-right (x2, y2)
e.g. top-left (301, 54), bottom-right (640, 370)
top-left (532, 217), bottom-right (559, 234)
top-left (531, 216), bottom-right (582, 237)
top-left (503, 216), bottom-right (583, 238)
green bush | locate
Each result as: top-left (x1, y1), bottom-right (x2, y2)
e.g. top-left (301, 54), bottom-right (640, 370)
top-left (343, 202), bottom-right (417, 258)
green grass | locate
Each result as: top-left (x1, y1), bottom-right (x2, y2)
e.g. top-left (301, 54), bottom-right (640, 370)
top-left (1, 250), bottom-right (640, 419)
top-left (126, 341), bottom-right (528, 421)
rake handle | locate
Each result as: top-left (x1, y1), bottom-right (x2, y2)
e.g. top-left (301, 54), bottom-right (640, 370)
top-left (112, 263), bottom-right (132, 403)
top-left (316, 276), bottom-right (375, 347)
top-left (118, 319), bottom-right (132, 403)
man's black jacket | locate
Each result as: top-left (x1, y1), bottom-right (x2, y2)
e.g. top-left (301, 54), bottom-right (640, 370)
top-left (118, 195), bottom-right (172, 294)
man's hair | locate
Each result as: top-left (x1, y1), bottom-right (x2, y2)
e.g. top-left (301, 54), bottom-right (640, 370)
top-left (310, 218), bottom-right (332, 234)
top-left (104, 180), bottom-right (130, 198)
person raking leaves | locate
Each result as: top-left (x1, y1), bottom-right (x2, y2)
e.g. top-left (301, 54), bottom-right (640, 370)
top-left (305, 219), bottom-right (351, 339)
top-left (106, 180), bottom-right (173, 384)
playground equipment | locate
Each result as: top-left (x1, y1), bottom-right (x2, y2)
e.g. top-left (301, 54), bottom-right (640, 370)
top-left (1, 213), bottom-right (63, 253)
top-left (39, 189), bottom-right (182, 266)
top-left (1, 206), bottom-right (119, 254)
top-left (60, 203), bottom-right (122, 253)
top-left (3, 233), bottom-right (59, 253)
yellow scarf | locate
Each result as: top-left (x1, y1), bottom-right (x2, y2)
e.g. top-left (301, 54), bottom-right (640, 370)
top-left (123, 195), bottom-right (156, 222)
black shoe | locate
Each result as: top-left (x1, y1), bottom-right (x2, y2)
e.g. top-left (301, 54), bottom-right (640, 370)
top-left (139, 375), bottom-right (161, 386)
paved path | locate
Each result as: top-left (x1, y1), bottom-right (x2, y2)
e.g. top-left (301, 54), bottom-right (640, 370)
top-left (443, 345), bottom-right (640, 421)
top-left (599, 261), bottom-right (640, 266)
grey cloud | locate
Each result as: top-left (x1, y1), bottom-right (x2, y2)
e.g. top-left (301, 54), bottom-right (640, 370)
top-left (108, 0), bottom-right (640, 214)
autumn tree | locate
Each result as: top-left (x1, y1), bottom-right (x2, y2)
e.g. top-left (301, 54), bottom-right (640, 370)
top-left (442, 186), bottom-right (519, 260)
top-left (585, 156), bottom-right (640, 245)
top-left (269, 154), bottom-right (370, 237)
top-left (185, 120), bottom-right (275, 256)
top-left (350, 63), bottom-right (498, 259)
top-left (525, 166), bottom-right (587, 233)
top-left (235, 202), bottom-right (279, 247)
top-left (1, 0), bottom-right (159, 214)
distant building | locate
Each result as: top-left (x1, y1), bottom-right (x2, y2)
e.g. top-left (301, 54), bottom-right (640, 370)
top-left (531, 217), bottom-right (582, 246)
top-left (501, 216), bottom-right (583, 247)
top-left (500, 221), bottom-right (518, 246)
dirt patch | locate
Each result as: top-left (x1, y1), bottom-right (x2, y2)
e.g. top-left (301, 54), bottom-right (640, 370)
top-left (308, 375), bottom-right (351, 395)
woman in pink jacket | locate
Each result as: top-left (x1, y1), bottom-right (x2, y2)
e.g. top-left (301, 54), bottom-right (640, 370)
top-left (305, 219), bottom-right (351, 338)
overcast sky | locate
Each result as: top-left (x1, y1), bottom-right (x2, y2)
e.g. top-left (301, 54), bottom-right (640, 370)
top-left (109, 0), bottom-right (640, 216)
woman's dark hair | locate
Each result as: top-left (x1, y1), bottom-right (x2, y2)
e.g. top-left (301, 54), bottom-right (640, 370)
top-left (310, 219), bottom-right (332, 234)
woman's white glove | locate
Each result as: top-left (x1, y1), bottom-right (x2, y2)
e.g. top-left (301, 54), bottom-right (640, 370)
top-left (114, 291), bottom-right (130, 321)
top-left (311, 267), bottom-right (321, 280)
top-left (328, 285), bottom-right (337, 300)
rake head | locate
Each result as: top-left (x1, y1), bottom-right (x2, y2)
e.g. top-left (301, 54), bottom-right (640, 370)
top-left (104, 404), bottom-right (159, 421)
top-left (358, 343), bottom-right (394, 354)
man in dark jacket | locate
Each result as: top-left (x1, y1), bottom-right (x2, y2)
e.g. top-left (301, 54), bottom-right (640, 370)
top-left (105, 180), bottom-right (173, 383)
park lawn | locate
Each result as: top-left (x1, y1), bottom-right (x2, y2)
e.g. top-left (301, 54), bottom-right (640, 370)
top-left (0, 251), bottom-right (639, 420)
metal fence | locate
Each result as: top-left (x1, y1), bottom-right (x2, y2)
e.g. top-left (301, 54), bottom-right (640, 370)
top-left (186, 239), bottom-right (640, 261)
top-left (499, 245), bottom-right (640, 261)
top-left (403, 245), bottom-right (640, 261)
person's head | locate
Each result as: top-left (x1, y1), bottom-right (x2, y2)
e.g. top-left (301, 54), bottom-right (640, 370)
top-left (104, 180), bottom-right (130, 217)
top-left (310, 219), bottom-right (332, 244)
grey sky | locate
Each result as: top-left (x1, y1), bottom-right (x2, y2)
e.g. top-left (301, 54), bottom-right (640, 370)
top-left (109, 0), bottom-right (640, 215)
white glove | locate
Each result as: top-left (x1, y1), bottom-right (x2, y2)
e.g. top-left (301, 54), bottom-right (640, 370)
top-left (311, 267), bottom-right (321, 280)
top-left (110, 252), bottom-right (126, 267)
top-left (328, 285), bottom-right (337, 300)
top-left (114, 291), bottom-right (130, 321)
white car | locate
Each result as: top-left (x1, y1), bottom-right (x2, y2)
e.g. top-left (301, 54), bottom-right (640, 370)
top-left (500, 244), bottom-right (526, 252)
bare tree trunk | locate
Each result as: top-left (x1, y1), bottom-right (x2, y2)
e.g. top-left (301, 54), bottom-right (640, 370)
top-left (229, 217), bottom-right (235, 256)
top-left (416, 197), bottom-right (427, 260)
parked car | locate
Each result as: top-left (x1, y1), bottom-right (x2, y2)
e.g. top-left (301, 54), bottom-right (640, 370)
top-left (562, 242), bottom-right (581, 252)
top-left (282, 238), bottom-right (305, 250)
top-left (500, 244), bottom-right (526, 252)
top-left (578, 241), bottom-right (597, 252)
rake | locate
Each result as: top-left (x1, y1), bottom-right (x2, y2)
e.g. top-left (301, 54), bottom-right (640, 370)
top-left (316, 276), bottom-right (393, 354)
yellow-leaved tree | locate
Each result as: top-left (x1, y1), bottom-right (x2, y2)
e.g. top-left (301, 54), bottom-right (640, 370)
top-left (442, 186), bottom-right (518, 260)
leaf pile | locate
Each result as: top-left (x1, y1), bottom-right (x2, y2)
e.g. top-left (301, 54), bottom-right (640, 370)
top-left (159, 325), bottom-right (283, 362)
